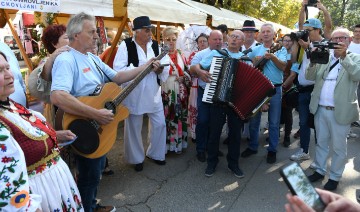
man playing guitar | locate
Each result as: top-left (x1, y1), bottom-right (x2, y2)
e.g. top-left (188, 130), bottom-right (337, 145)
top-left (50, 13), bottom-right (162, 212)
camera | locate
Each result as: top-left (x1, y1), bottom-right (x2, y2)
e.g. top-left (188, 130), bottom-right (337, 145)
top-left (309, 41), bottom-right (338, 64)
top-left (290, 30), bottom-right (309, 42)
top-left (307, 0), bottom-right (318, 6)
top-left (313, 41), bottom-right (339, 49)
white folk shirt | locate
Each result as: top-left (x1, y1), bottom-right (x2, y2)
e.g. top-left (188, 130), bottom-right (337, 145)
top-left (319, 51), bottom-right (341, 107)
top-left (241, 40), bottom-right (257, 51)
top-left (113, 38), bottom-right (170, 115)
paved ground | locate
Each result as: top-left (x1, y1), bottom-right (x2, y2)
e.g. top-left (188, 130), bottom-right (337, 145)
top-left (94, 111), bottom-right (360, 212)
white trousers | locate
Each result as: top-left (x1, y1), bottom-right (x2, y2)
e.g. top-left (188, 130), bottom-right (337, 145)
top-left (314, 107), bottom-right (349, 181)
top-left (124, 110), bottom-right (166, 164)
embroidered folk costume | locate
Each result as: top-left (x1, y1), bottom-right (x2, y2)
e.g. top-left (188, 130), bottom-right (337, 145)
top-left (162, 50), bottom-right (190, 153)
top-left (0, 99), bottom-right (83, 211)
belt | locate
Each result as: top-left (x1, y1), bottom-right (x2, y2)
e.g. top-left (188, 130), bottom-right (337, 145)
top-left (274, 84), bottom-right (282, 87)
top-left (319, 105), bottom-right (335, 110)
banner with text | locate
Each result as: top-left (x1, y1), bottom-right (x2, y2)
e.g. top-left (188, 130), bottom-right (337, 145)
top-left (0, 0), bottom-right (61, 13)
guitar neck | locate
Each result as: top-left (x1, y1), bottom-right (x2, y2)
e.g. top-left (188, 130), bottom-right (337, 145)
top-left (113, 48), bottom-right (169, 106)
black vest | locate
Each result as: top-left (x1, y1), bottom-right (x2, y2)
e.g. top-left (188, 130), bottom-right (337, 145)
top-left (124, 37), bottom-right (159, 67)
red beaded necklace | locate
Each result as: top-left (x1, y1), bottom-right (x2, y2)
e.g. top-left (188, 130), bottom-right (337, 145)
top-left (0, 99), bottom-right (57, 142)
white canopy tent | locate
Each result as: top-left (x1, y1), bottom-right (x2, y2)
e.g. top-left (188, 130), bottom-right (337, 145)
top-left (127, 0), bottom-right (207, 25)
top-left (179, 0), bottom-right (263, 29)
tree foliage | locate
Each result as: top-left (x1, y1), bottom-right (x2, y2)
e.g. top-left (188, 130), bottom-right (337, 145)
top-left (316, 0), bottom-right (359, 29)
top-left (200, 0), bottom-right (359, 29)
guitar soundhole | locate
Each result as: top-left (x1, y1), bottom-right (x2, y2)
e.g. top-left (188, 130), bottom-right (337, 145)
top-left (105, 101), bottom-right (116, 114)
top-left (68, 119), bottom-right (100, 154)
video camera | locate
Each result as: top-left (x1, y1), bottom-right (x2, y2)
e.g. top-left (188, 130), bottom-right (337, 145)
top-left (307, 0), bottom-right (318, 6)
top-left (290, 30), bottom-right (309, 42)
top-left (309, 41), bottom-right (339, 64)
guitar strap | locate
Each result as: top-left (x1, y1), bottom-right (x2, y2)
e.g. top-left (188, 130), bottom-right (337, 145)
top-left (91, 57), bottom-right (113, 82)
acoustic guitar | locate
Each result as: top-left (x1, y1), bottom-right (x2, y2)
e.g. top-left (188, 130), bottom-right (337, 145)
top-left (55, 45), bottom-right (169, 159)
top-left (253, 43), bottom-right (283, 71)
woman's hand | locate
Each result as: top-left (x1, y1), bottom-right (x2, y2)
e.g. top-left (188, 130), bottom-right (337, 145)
top-left (56, 130), bottom-right (76, 143)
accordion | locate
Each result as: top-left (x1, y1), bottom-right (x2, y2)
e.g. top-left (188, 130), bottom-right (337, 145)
top-left (202, 56), bottom-right (275, 120)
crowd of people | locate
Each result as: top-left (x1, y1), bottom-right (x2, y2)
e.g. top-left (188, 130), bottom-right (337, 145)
top-left (0, 0), bottom-right (360, 211)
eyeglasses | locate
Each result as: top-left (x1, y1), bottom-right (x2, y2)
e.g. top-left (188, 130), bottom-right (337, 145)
top-left (198, 40), bottom-right (208, 43)
top-left (331, 36), bottom-right (349, 41)
top-left (354, 30), bottom-right (360, 33)
top-left (283, 39), bottom-right (292, 43)
top-left (230, 35), bottom-right (243, 40)
top-left (165, 38), bottom-right (177, 42)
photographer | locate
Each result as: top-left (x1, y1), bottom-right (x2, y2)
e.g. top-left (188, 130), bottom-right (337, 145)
top-left (306, 27), bottom-right (360, 191)
top-left (289, 0), bottom-right (332, 163)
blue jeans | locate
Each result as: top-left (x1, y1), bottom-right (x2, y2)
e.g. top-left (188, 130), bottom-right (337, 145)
top-left (298, 91), bottom-right (312, 153)
top-left (207, 105), bottom-right (243, 169)
top-left (248, 86), bottom-right (282, 152)
top-left (196, 87), bottom-right (211, 153)
top-left (76, 154), bottom-right (106, 212)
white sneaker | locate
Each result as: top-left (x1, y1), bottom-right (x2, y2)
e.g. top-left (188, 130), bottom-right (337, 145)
top-left (290, 149), bottom-right (310, 161)
top-left (309, 162), bottom-right (318, 170)
top-left (347, 130), bottom-right (358, 138)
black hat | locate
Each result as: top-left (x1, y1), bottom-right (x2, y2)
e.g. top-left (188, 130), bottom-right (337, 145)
top-left (241, 20), bottom-right (259, 32)
top-left (132, 16), bottom-right (154, 31)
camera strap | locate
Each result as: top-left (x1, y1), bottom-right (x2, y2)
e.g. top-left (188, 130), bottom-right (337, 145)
top-left (329, 60), bottom-right (339, 72)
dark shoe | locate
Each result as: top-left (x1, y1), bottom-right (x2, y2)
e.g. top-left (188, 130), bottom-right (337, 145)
top-left (218, 150), bottom-right (224, 157)
top-left (197, 152), bottom-right (206, 162)
top-left (205, 166), bottom-right (215, 177)
top-left (293, 129), bottom-right (300, 139)
top-left (308, 172), bottom-right (324, 182)
top-left (147, 156), bottom-right (166, 165)
top-left (266, 151), bottom-right (277, 164)
top-left (94, 204), bottom-right (116, 212)
top-left (102, 168), bottom-right (114, 176)
top-left (241, 148), bottom-right (258, 158)
top-left (228, 166), bottom-right (245, 178)
top-left (192, 138), bottom-right (196, 143)
top-left (283, 136), bottom-right (290, 148)
top-left (223, 137), bottom-right (229, 145)
top-left (134, 163), bottom-right (143, 172)
top-left (324, 179), bottom-right (339, 191)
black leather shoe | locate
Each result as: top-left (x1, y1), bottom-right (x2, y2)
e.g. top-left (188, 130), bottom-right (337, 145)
top-left (308, 172), bottom-right (324, 182)
top-left (134, 163), bottom-right (143, 172)
top-left (283, 136), bottom-right (290, 148)
top-left (146, 156), bottom-right (166, 165)
top-left (266, 151), bottom-right (276, 164)
top-left (241, 148), bottom-right (258, 158)
top-left (197, 152), bottom-right (206, 162)
top-left (324, 179), bottom-right (338, 191)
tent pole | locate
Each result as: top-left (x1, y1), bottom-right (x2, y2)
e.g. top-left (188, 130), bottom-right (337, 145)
top-left (125, 23), bottom-right (133, 37)
top-left (156, 21), bottom-right (160, 42)
top-left (2, 9), bottom-right (33, 71)
top-left (104, 12), bottom-right (128, 64)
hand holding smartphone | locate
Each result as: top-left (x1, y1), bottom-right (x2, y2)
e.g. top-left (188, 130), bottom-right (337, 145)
top-left (280, 162), bottom-right (326, 212)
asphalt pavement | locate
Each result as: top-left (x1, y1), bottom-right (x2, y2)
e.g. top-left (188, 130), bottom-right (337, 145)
top-left (96, 111), bottom-right (360, 212)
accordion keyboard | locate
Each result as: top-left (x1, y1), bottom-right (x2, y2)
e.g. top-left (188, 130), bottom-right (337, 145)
top-left (202, 56), bottom-right (223, 103)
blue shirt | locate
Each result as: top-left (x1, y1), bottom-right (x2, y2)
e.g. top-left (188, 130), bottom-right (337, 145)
top-left (51, 47), bottom-right (116, 97)
top-left (248, 44), bottom-right (287, 84)
top-left (193, 48), bottom-right (244, 89)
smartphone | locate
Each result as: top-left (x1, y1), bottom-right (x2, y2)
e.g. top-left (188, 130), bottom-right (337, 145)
top-left (280, 162), bottom-right (326, 212)
top-left (159, 63), bottom-right (170, 67)
top-left (328, 42), bottom-right (339, 49)
top-left (58, 136), bottom-right (78, 147)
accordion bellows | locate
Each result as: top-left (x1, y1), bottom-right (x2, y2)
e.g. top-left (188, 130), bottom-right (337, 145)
top-left (204, 56), bottom-right (275, 120)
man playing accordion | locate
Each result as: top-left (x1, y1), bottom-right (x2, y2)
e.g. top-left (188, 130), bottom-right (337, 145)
top-left (193, 30), bottom-right (248, 178)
